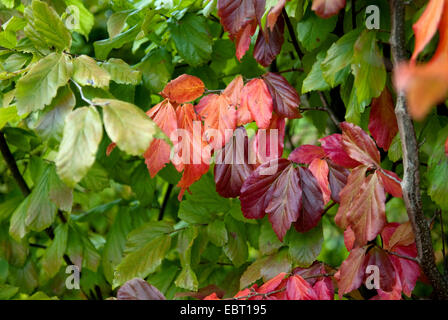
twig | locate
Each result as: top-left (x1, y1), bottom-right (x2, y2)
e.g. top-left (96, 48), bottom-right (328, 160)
top-left (158, 184), bottom-right (173, 221)
top-left (384, 249), bottom-right (420, 264)
top-left (282, 9), bottom-right (303, 60)
top-left (0, 131), bottom-right (31, 196)
top-left (322, 201), bottom-right (337, 216)
top-left (277, 68), bottom-right (303, 74)
top-left (439, 209), bottom-right (448, 275)
top-left (389, 0), bottom-right (448, 299)
top-left (71, 80), bottom-right (109, 107)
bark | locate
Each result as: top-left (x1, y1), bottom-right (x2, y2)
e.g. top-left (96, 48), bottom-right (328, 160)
top-left (389, 0), bottom-right (448, 299)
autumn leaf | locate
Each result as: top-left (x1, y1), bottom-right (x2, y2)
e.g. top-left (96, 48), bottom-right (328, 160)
top-left (217, 0), bottom-right (256, 38)
top-left (286, 275), bottom-right (317, 300)
top-left (288, 145), bottom-right (326, 164)
top-left (319, 134), bottom-right (362, 168)
top-left (223, 75), bottom-right (244, 107)
top-left (308, 158), bottom-right (331, 204)
top-left (335, 246), bottom-right (367, 298)
top-left (311, 0), bottom-right (346, 19)
top-left (263, 72), bottom-right (301, 119)
top-left (253, 16), bottom-right (285, 67)
top-left (160, 74), bottom-right (205, 103)
top-left (341, 122), bottom-right (381, 168)
top-left (234, 21), bottom-right (257, 61)
top-left (251, 113), bottom-right (285, 164)
top-left (368, 88), bottom-right (398, 151)
top-left (240, 78), bottom-right (273, 129)
top-left (195, 93), bottom-right (237, 149)
top-left (377, 169), bottom-right (403, 198)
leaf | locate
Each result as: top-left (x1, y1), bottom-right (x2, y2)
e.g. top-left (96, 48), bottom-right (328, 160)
top-left (364, 246), bottom-right (397, 293)
top-left (297, 13), bottom-right (337, 51)
top-left (72, 55), bottom-right (110, 88)
top-left (96, 98), bottom-right (161, 156)
top-left (322, 29), bottom-right (360, 87)
top-left (217, 0), bottom-right (256, 38)
top-left (319, 133), bottom-right (361, 168)
top-left (0, 106), bottom-right (20, 130)
top-left (427, 125), bottom-right (448, 209)
top-left (114, 235), bottom-right (171, 288)
top-left (41, 224), bottom-right (68, 279)
top-left (207, 220), bottom-right (228, 246)
top-left (378, 169), bottom-right (402, 198)
top-left (335, 246), bottom-right (367, 298)
top-left (341, 122), bottom-right (380, 168)
top-left (288, 145), bottom-right (326, 164)
top-left (302, 52), bottom-right (331, 93)
top-left (294, 166), bottom-right (324, 233)
top-left (351, 31), bottom-right (386, 105)
top-left (168, 13), bottom-right (213, 67)
top-left (252, 113), bottom-right (285, 164)
top-left (214, 127), bottom-right (254, 198)
top-left (195, 94), bottom-right (237, 148)
top-left (286, 275), bottom-right (318, 300)
top-left (64, 0), bottom-right (94, 39)
top-left (144, 100), bottom-right (177, 177)
top-left (262, 72), bottom-right (301, 119)
top-left (160, 74), bottom-right (205, 103)
top-left (327, 161), bottom-right (350, 203)
top-left (311, 0), bottom-right (346, 18)
top-left (99, 58), bottom-right (141, 86)
top-left (34, 86), bottom-right (75, 145)
top-left (410, 0), bottom-right (445, 62)
top-left (175, 227), bottom-right (199, 291)
top-left (368, 87), bottom-right (398, 151)
top-left (93, 24), bottom-right (140, 60)
top-left (223, 75), bottom-right (244, 108)
top-left (24, 0), bottom-right (72, 51)
top-left (287, 223), bottom-right (323, 267)
top-left (253, 16), bottom-right (285, 67)
top-left (240, 78), bottom-right (273, 129)
top-left (308, 158), bottom-right (331, 204)
top-left (56, 106), bottom-right (103, 187)
top-left (48, 164), bottom-right (73, 212)
top-left (130, 163), bottom-right (156, 207)
top-left (16, 52), bottom-right (72, 115)
top-left (348, 171), bottom-right (386, 245)
top-left (137, 49), bottom-right (172, 91)
top-left (223, 215), bottom-right (248, 267)
top-left (9, 198), bottom-right (30, 241)
top-left (234, 21), bottom-right (257, 61)
top-left (259, 219), bottom-right (283, 255)
top-left (117, 278), bottom-right (166, 300)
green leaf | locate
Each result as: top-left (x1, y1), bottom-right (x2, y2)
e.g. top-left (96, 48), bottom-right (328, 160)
top-left (48, 164), bottom-right (73, 212)
top-left (321, 29), bottom-right (360, 87)
top-left (72, 55), bottom-right (110, 88)
top-left (0, 284), bottom-right (19, 300)
top-left (427, 125), bottom-right (448, 209)
top-left (388, 134), bottom-right (402, 162)
top-left (223, 215), bottom-right (248, 267)
top-left (41, 224), bottom-right (68, 279)
top-left (0, 106), bottom-right (20, 130)
top-left (34, 86), bottom-right (75, 145)
top-left (130, 162), bottom-right (155, 207)
top-left (65, 0), bottom-right (94, 39)
top-left (137, 48), bottom-right (173, 92)
top-left (286, 223), bottom-right (323, 267)
top-left (175, 226), bottom-right (199, 291)
top-left (297, 13), bottom-right (337, 52)
top-left (175, 266), bottom-right (198, 291)
top-left (259, 219), bottom-right (283, 255)
top-left (125, 221), bottom-right (173, 252)
top-left (114, 235), bottom-right (171, 288)
top-left (9, 198), bottom-right (30, 242)
top-left (341, 75), bottom-right (369, 125)
top-left (79, 163), bottom-right (110, 192)
top-left (351, 31), bottom-right (386, 105)
top-left (102, 58), bottom-right (142, 85)
top-left (206, 220), bottom-right (228, 247)
top-left (94, 24), bottom-right (141, 60)
top-left (168, 13), bottom-right (212, 67)
top-left (96, 98), bottom-right (161, 156)
top-left (24, 0), bottom-right (72, 51)
top-left (302, 52), bottom-right (330, 94)
top-left (66, 223), bottom-right (100, 271)
top-left (16, 52), bottom-right (72, 115)
top-left (56, 106), bottom-right (103, 188)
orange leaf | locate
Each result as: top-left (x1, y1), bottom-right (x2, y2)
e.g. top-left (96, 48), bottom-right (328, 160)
top-left (308, 158), bottom-right (331, 204)
top-left (234, 22), bottom-right (257, 61)
top-left (223, 75), bottom-right (244, 107)
top-left (144, 100), bottom-right (178, 177)
top-left (335, 246), bottom-right (367, 298)
top-left (411, 0), bottom-right (445, 62)
top-left (311, 0), bottom-right (346, 19)
top-left (195, 94), bottom-right (237, 149)
top-left (160, 74), bottom-right (205, 103)
top-left (240, 78), bottom-right (273, 129)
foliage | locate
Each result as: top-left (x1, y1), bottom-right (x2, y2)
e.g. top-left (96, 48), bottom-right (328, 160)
top-left (0, 0), bottom-right (447, 301)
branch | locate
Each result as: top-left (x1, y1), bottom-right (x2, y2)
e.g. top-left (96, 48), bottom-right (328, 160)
top-left (158, 184), bottom-right (173, 221)
top-left (389, 0), bottom-right (448, 299)
top-left (282, 9), bottom-right (303, 60)
top-left (0, 131), bottom-right (30, 196)
top-left (384, 249), bottom-right (420, 264)
top-left (318, 92), bottom-right (341, 129)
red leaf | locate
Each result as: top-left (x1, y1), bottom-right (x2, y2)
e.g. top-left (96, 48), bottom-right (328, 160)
top-left (234, 21), bottom-right (257, 61)
top-left (117, 278), bottom-right (166, 300)
top-left (203, 293), bottom-right (221, 300)
top-left (240, 159), bottom-right (302, 241)
top-left (251, 113), bottom-right (285, 164)
top-left (327, 161), bottom-right (350, 203)
top-left (266, 0), bottom-right (286, 30)
top-left (364, 246), bottom-right (397, 293)
top-left (217, 0), bottom-right (256, 38)
top-left (343, 226), bottom-right (356, 251)
top-left (288, 145), bottom-right (326, 165)
top-left (195, 94), bottom-right (237, 149)
top-left (253, 16), bottom-right (285, 67)
top-left (286, 275), bottom-right (318, 300)
top-left (257, 272), bottom-right (288, 295)
top-left (294, 166), bottom-right (324, 233)
top-left (368, 88), bottom-right (398, 151)
top-left (335, 166), bottom-right (369, 229)
top-left (313, 277), bottom-right (334, 300)
top-left (341, 122), bottom-right (381, 168)
top-left (347, 171), bottom-right (386, 246)
top-left (410, 0), bottom-right (445, 62)
top-left (214, 127), bottom-right (254, 198)
top-left (262, 72), bottom-right (301, 119)
top-left (335, 246), bottom-right (368, 298)
top-left (240, 78), bottom-right (273, 129)
top-left (319, 134), bottom-right (361, 168)
top-left (144, 100), bottom-right (178, 177)
top-left (223, 75), bottom-right (244, 107)
top-left (174, 104), bottom-right (210, 199)
top-left (378, 169), bottom-right (403, 198)
top-left (309, 158), bottom-right (331, 204)
top-left (160, 74), bottom-right (205, 103)
top-left (106, 142), bottom-right (116, 156)
top-left (311, 0), bottom-right (346, 19)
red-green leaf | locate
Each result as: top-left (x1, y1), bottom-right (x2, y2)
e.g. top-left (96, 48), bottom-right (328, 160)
top-left (262, 72), bottom-right (301, 119)
top-left (240, 78), bottom-right (273, 129)
top-left (319, 134), bottom-right (361, 168)
top-left (341, 122), bottom-right (381, 168)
